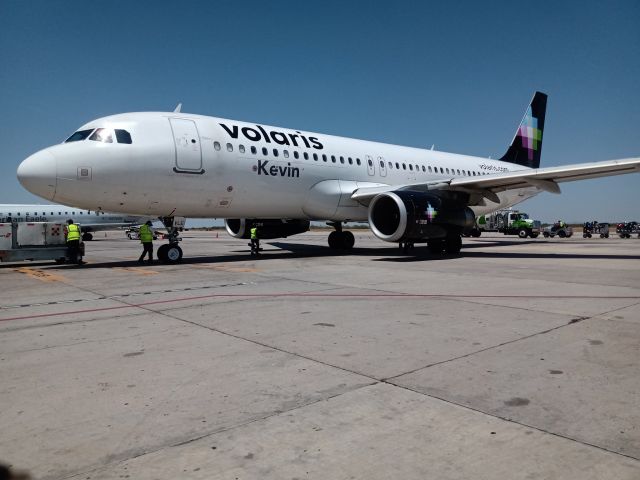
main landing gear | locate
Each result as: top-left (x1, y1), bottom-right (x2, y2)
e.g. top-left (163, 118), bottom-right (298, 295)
top-left (398, 234), bottom-right (462, 255)
top-left (327, 222), bottom-right (355, 250)
top-left (82, 232), bottom-right (93, 241)
top-left (157, 216), bottom-right (184, 264)
top-left (399, 242), bottom-right (415, 254)
top-left (426, 235), bottom-right (462, 255)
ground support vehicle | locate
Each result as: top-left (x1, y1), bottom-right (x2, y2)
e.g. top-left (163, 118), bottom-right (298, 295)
top-left (543, 223), bottom-right (573, 238)
top-left (582, 222), bottom-right (609, 238)
top-left (616, 222), bottom-right (639, 239)
top-left (475, 210), bottom-right (541, 238)
top-left (126, 226), bottom-right (158, 240)
top-left (0, 222), bottom-right (83, 263)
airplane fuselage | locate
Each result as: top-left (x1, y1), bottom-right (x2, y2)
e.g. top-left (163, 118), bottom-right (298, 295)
top-left (17, 112), bottom-right (539, 221)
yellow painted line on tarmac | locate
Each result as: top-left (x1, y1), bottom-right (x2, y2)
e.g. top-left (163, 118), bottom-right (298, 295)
top-left (13, 267), bottom-right (67, 283)
top-left (112, 267), bottom-right (159, 276)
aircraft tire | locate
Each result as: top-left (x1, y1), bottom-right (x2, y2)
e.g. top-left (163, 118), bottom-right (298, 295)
top-left (165, 245), bottom-right (183, 263)
top-left (342, 231), bottom-right (355, 249)
top-left (428, 239), bottom-right (445, 255)
top-left (328, 231), bottom-right (341, 249)
top-left (445, 236), bottom-right (462, 254)
top-left (82, 233), bottom-right (93, 241)
top-left (157, 244), bottom-right (169, 262)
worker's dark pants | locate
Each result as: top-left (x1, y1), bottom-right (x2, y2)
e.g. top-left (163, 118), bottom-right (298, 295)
top-left (250, 238), bottom-right (260, 254)
top-left (139, 242), bottom-right (153, 262)
top-left (67, 240), bottom-right (80, 264)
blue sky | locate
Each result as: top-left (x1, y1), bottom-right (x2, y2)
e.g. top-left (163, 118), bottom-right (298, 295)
top-left (0, 0), bottom-right (638, 223)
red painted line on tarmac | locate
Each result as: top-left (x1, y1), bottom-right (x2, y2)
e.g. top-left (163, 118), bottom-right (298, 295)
top-left (1, 293), bottom-right (639, 323)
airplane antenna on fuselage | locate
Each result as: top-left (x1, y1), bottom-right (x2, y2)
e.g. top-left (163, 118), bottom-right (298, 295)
top-left (173, 103), bottom-right (182, 113)
top-left (430, 144), bottom-right (435, 150)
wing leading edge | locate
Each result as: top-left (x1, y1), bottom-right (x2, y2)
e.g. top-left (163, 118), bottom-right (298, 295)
top-left (351, 157), bottom-right (640, 206)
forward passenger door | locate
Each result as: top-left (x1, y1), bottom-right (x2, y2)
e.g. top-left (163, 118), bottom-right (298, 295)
top-left (169, 118), bottom-right (204, 174)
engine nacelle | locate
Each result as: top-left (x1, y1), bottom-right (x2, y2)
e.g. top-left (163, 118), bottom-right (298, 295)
top-left (225, 219), bottom-right (310, 239)
top-left (368, 191), bottom-right (475, 242)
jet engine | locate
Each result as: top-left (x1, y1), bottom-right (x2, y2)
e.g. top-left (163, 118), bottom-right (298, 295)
top-left (368, 191), bottom-right (475, 242)
top-left (225, 219), bottom-right (310, 239)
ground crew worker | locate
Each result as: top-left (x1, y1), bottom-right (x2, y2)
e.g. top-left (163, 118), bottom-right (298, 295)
top-left (250, 225), bottom-right (260, 256)
top-left (65, 219), bottom-right (83, 265)
top-left (138, 220), bottom-right (154, 264)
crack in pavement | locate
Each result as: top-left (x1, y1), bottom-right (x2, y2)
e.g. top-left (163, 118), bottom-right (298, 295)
top-left (383, 300), bottom-right (640, 382)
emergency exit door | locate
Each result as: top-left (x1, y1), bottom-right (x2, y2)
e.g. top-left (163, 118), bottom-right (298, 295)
top-left (366, 155), bottom-right (375, 176)
top-left (170, 118), bottom-right (204, 173)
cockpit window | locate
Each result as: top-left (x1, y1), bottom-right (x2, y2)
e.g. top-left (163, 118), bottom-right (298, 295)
top-left (115, 129), bottom-right (132, 144)
top-left (65, 129), bottom-right (94, 143)
top-left (89, 128), bottom-right (114, 143)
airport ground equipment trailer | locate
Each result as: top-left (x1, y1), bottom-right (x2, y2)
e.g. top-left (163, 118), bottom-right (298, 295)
top-left (582, 221), bottom-right (610, 238)
top-left (475, 209), bottom-right (541, 238)
top-left (0, 222), bottom-right (82, 263)
top-left (542, 222), bottom-right (573, 238)
top-left (616, 221), bottom-right (640, 239)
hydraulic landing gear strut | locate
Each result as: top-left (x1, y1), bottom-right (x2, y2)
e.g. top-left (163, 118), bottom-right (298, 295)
top-left (327, 222), bottom-right (355, 250)
top-left (157, 216), bottom-right (184, 263)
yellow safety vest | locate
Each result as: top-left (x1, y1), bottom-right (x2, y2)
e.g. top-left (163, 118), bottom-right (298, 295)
top-left (139, 224), bottom-right (153, 243)
top-left (66, 224), bottom-right (81, 241)
top-left (250, 227), bottom-right (258, 239)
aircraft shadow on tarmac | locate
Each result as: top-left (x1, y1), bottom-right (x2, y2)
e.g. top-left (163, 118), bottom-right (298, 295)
top-left (2, 240), bottom-right (637, 270)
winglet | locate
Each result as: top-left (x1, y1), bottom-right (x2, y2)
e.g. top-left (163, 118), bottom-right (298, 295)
top-left (173, 103), bottom-right (182, 113)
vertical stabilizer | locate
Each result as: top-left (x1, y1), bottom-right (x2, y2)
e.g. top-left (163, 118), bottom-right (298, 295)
top-left (500, 92), bottom-right (547, 169)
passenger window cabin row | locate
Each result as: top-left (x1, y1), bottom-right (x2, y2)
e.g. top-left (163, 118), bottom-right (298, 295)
top-left (213, 140), bottom-right (493, 178)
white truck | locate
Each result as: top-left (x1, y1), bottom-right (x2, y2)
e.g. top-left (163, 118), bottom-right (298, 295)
top-left (474, 210), bottom-right (541, 238)
top-left (0, 222), bottom-right (81, 263)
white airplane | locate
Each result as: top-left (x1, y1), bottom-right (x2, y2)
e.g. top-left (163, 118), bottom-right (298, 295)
top-left (16, 93), bottom-right (640, 262)
top-left (0, 204), bottom-right (151, 241)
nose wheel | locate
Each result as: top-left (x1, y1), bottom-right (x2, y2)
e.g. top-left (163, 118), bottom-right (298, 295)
top-left (157, 244), bottom-right (183, 263)
top-left (157, 215), bottom-right (185, 263)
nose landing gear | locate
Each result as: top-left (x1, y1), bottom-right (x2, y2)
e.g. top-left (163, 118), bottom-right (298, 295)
top-left (157, 216), bottom-right (185, 263)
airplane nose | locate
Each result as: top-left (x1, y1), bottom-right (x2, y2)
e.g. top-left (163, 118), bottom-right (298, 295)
top-left (17, 149), bottom-right (57, 201)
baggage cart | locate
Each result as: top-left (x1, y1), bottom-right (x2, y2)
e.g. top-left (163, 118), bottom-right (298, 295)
top-left (582, 221), bottom-right (609, 238)
top-left (0, 222), bottom-right (84, 263)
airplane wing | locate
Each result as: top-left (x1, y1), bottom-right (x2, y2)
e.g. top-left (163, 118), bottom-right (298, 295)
top-left (351, 157), bottom-right (640, 206)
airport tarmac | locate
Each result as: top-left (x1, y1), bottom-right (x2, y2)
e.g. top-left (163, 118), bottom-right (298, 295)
top-left (0, 230), bottom-right (639, 479)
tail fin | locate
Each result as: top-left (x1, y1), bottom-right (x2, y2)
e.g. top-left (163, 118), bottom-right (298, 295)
top-left (500, 91), bottom-right (547, 169)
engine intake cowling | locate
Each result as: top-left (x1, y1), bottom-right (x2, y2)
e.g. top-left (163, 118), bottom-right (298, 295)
top-left (368, 191), bottom-right (475, 242)
top-left (225, 219), bottom-right (310, 239)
